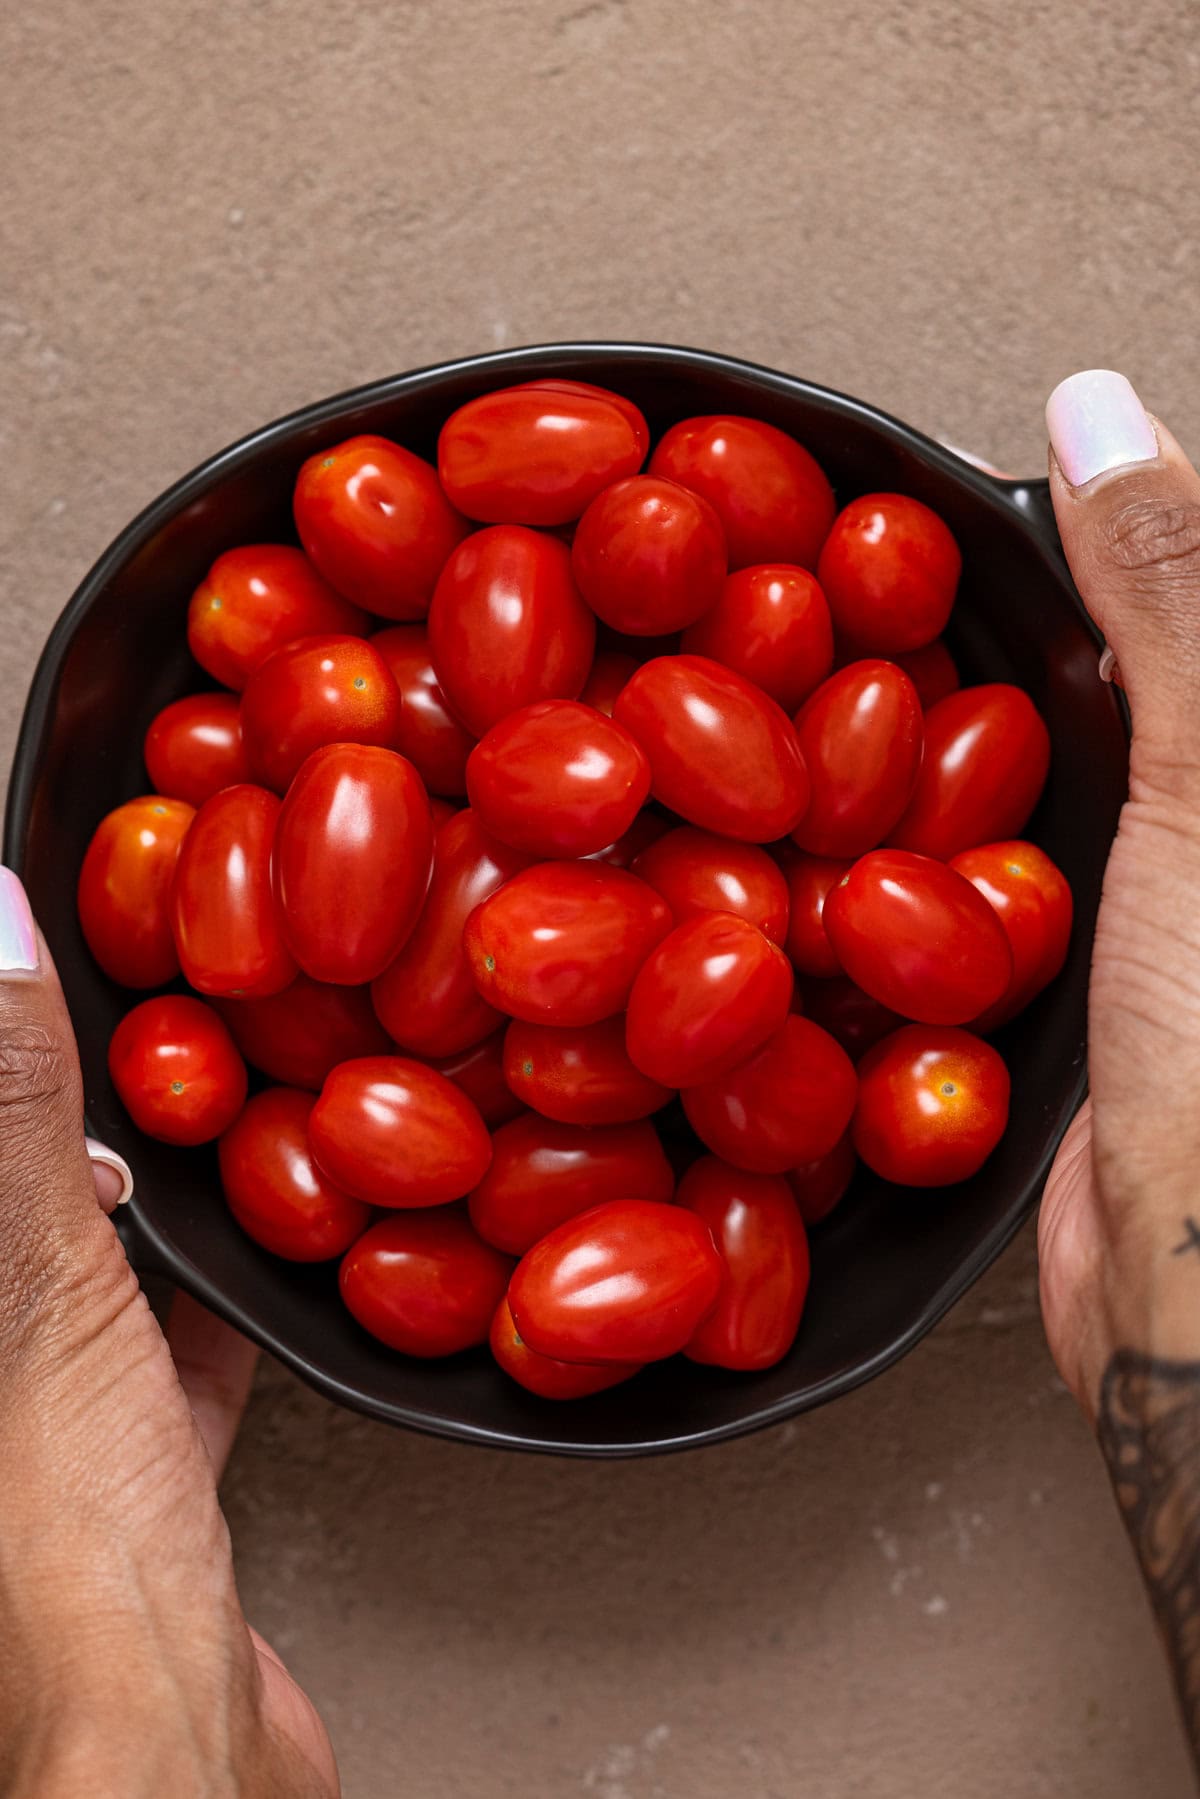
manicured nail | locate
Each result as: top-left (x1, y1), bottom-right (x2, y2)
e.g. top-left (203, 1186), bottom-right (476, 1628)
top-left (86, 1138), bottom-right (134, 1210)
top-left (1046, 370), bottom-right (1158, 488)
top-left (1098, 645), bottom-right (1120, 685)
top-left (0, 868), bottom-right (38, 972)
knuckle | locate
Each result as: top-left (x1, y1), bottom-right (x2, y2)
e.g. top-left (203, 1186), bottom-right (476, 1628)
top-left (0, 1024), bottom-right (75, 1116)
top-left (1105, 499), bottom-right (1200, 581)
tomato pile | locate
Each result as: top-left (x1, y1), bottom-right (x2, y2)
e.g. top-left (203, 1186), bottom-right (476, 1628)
top-left (78, 378), bottom-right (1073, 1397)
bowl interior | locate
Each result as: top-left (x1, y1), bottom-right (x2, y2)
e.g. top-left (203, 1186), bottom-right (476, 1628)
top-left (8, 345), bottom-right (1128, 1455)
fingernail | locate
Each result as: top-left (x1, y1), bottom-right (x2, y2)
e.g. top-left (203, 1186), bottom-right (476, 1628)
top-left (86, 1138), bottom-right (134, 1210)
top-left (1046, 370), bottom-right (1159, 488)
top-left (0, 868), bottom-right (38, 973)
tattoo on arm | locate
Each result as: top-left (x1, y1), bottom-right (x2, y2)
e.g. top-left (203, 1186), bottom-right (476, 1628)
top-left (1097, 1350), bottom-right (1200, 1764)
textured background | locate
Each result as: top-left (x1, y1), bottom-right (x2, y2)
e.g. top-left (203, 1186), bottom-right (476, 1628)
top-left (5, 1), bottom-right (1200, 1793)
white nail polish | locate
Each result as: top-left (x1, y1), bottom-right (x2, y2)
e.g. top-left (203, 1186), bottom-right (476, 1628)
top-left (1046, 370), bottom-right (1158, 488)
top-left (86, 1138), bottom-right (134, 1206)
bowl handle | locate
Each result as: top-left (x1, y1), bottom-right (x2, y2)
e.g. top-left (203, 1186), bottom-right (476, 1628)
top-left (986, 474), bottom-right (1061, 547)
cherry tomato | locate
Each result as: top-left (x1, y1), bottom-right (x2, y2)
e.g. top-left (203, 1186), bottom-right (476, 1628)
top-left (799, 975), bottom-right (904, 1059)
top-left (218, 1087), bottom-right (369, 1261)
top-left (949, 840), bottom-right (1073, 1029)
top-left (464, 861), bottom-right (671, 1027)
top-left (816, 494), bottom-right (961, 653)
top-left (631, 827), bottom-right (789, 946)
top-left (888, 684), bottom-right (1052, 860)
top-left (438, 385), bottom-right (645, 526)
top-left (776, 849), bottom-right (849, 978)
top-left (613, 655), bottom-right (810, 842)
top-left (490, 1296), bottom-right (642, 1399)
top-left (371, 624), bottom-right (477, 797)
top-left (466, 700), bottom-right (651, 858)
top-left (214, 973), bottom-right (391, 1090)
top-left (294, 435), bottom-right (469, 618)
top-left (108, 995), bottom-right (247, 1146)
top-left (894, 638), bottom-right (960, 710)
top-left (170, 784), bottom-right (295, 997)
top-left (579, 650), bottom-right (638, 717)
top-left (428, 526), bottom-right (596, 737)
top-left (340, 1209), bottom-right (512, 1357)
top-left (274, 744), bottom-right (434, 986)
top-left (143, 694), bottom-right (252, 808)
top-left (648, 415), bottom-right (835, 571)
top-left (787, 1128), bottom-right (857, 1225)
top-left (571, 475), bottom-right (727, 634)
top-left (790, 661), bottom-right (923, 857)
top-left (468, 1115), bottom-right (674, 1256)
top-left (502, 1016), bottom-right (672, 1125)
top-left (585, 809), bottom-right (673, 869)
top-left (854, 1025), bottom-right (1010, 1186)
top-left (239, 634), bottom-right (403, 793)
top-left (187, 544), bottom-right (368, 692)
top-left (677, 1157), bottom-right (810, 1371)
top-left (430, 796), bottom-right (458, 832)
top-left (507, 379), bottom-right (651, 458)
top-left (310, 1055), bottom-right (491, 1206)
top-left (683, 1014), bottom-right (857, 1173)
top-left (681, 565), bottom-right (834, 711)
top-left (78, 796), bottom-right (194, 989)
top-left (371, 808), bottom-right (529, 1056)
top-left (508, 1199), bottom-right (723, 1364)
top-left (426, 1029), bottom-right (526, 1129)
top-left (625, 914), bottom-right (793, 1088)
top-left (823, 849), bottom-right (1013, 1025)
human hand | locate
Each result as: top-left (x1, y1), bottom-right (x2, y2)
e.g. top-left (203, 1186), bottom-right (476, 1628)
top-left (0, 871), bottom-right (338, 1796)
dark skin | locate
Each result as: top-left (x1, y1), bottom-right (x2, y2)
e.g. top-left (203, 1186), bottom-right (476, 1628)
top-left (3, 380), bottom-right (1200, 1792)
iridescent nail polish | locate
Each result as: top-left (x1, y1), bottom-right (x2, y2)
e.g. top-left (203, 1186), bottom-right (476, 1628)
top-left (1045, 370), bottom-right (1158, 488)
top-left (0, 867), bottom-right (38, 972)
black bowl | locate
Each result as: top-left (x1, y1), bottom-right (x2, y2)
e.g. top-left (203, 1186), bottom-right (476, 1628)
top-left (6, 343), bottom-right (1128, 1457)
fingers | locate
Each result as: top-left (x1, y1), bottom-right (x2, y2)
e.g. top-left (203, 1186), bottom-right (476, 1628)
top-left (166, 1290), bottom-right (259, 1481)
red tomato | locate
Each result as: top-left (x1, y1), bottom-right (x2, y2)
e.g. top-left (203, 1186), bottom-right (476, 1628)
top-left (490, 1296), bottom-right (642, 1400)
top-left (787, 1128), bottom-right (857, 1225)
top-left (683, 1014), bottom-right (857, 1173)
top-left (677, 1157), bottom-right (810, 1371)
top-left (579, 649), bottom-right (638, 717)
top-left (888, 684), bottom-right (1051, 860)
top-left (143, 693), bottom-right (252, 808)
top-left (571, 475), bottom-right (727, 634)
top-left (649, 415), bottom-right (835, 571)
top-left (438, 385), bottom-right (645, 526)
top-left (854, 1025), bottom-right (1010, 1186)
top-left (370, 808), bottom-right (529, 1056)
top-left (108, 995), bottom-right (247, 1146)
top-left (468, 1115), bottom-right (674, 1256)
top-left (464, 861), bottom-right (672, 1026)
top-left (170, 784), bottom-right (295, 997)
top-left (428, 526), bottom-right (596, 737)
top-left (625, 914), bottom-right (793, 1087)
top-left (681, 565), bottom-right (834, 711)
top-left (894, 638), bottom-right (960, 710)
top-left (372, 624), bottom-right (477, 797)
top-left (214, 973), bottom-right (391, 1090)
top-left (613, 655), bottom-right (810, 842)
top-left (186, 544), bottom-right (368, 692)
top-left (426, 1029), bottom-right (526, 1129)
top-left (949, 840), bottom-right (1073, 1029)
top-left (790, 661), bottom-right (923, 857)
top-left (294, 435), bottom-right (469, 618)
top-left (78, 796), bottom-right (194, 989)
top-left (310, 1055), bottom-right (491, 1206)
top-left (340, 1209), bottom-right (512, 1357)
top-left (218, 1087), bottom-right (369, 1261)
top-left (466, 700), bottom-right (651, 858)
top-left (816, 494), bottom-right (961, 653)
top-left (799, 975), bottom-right (904, 1060)
top-left (585, 809), bottom-right (673, 869)
top-left (631, 827), bottom-right (790, 946)
top-left (777, 849), bottom-right (851, 978)
top-left (823, 850), bottom-right (1012, 1026)
top-left (239, 634), bottom-right (403, 793)
top-left (430, 796), bottom-right (458, 832)
top-left (274, 744), bottom-right (433, 986)
top-left (508, 1199), bottom-right (723, 1364)
top-left (502, 1016), bottom-right (672, 1125)
top-left (507, 379), bottom-right (651, 458)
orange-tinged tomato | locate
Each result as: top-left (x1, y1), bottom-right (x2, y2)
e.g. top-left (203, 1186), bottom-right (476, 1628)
top-left (78, 795), bottom-right (195, 989)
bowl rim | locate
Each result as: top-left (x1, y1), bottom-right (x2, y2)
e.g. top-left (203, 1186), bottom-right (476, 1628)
top-left (5, 340), bottom-right (1111, 1457)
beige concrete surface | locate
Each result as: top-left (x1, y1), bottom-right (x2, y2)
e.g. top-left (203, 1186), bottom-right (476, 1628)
top-left (5, 0), bottom-right (1200, 1793)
